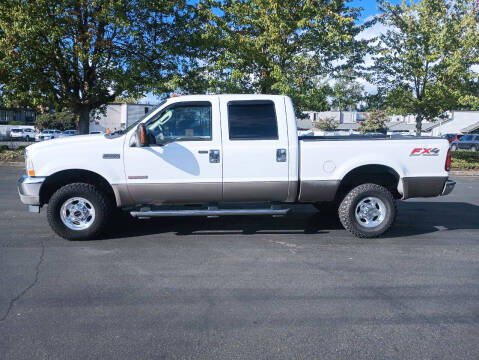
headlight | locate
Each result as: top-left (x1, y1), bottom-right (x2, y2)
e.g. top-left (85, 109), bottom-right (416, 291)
top-left (24, 149), bottom-right (35, 176)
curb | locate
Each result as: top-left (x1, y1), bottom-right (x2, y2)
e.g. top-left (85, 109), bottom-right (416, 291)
top-left (450, 170), bottom-right (479, 177)
top-left (0, 161), bottom-right (24, 166)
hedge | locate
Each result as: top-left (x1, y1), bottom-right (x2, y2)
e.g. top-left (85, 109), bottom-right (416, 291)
top-left (451, 150), bottom-right (479, 170)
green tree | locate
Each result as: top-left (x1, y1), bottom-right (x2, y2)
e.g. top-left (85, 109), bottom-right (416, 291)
top-left (362, 90), bottom-right (387, 111)
top-left (330, 75), bottom-right (364, 111)
top-left (359, 110), bottom-right (388, 134)
top-left (36, 112), bottom-right (77, 131)
top-left (181, 0), bottom-right (368, 115)
top-left (314, 117), bottom-right (338, 132)
top-left (0, 0), bottom-right (187, 133)
top-left (371, 0), bottom-right (479, 135)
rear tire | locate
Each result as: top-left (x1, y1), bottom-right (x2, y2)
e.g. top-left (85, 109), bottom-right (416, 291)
top-left (471, 145), bottom-right (477, 152)
top-left (338, 183), bottom-right (396, 238)
top-left (47, 183), bottom-right (112, 240)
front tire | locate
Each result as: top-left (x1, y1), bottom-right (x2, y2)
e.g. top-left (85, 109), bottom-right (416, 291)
top-left (451, 144), bottom-right (457, 151)
top-left (471, 145), bottom-right (477, 152)
top-left (47, 183), bottom-right (111, 240)
top-left (338, 183), bottom-right (396, 238)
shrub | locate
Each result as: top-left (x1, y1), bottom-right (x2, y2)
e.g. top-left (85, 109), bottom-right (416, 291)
top-left (314, 117), bottom-right (338, 131)
top-left (451, 150), bottom-right (479, 170)
top-left (359, 110), bottom-right (387, 134)
top-left (0, 148), bottom-right (25, 161)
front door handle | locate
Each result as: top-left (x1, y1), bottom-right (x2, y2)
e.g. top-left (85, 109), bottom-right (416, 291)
top-left (276, 148), bottom-right (287, 162)
top-left (209, 149), bottom-right (220, 163)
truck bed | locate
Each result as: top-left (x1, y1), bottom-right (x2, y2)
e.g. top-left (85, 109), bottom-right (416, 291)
top-left (297, 136), bottom-right (450, 202)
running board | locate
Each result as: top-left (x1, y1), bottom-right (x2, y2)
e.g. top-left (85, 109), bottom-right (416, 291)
top-left (130, 208), bottom-right (290, 218)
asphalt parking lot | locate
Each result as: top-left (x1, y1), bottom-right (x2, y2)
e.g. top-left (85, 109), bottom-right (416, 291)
top-left (1, 165), bottom-right (479, 359)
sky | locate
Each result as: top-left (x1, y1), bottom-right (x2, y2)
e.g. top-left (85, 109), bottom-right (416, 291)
top-left (350, 0), bottom-right (383, 20)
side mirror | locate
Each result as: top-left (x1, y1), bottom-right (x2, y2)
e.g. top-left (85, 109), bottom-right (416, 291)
top-left (137, 123), bottom-right (148, 147)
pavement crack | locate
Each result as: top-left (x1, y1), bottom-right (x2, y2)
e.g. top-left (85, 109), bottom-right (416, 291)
top-left (268, 239), bottom-right (302, 253)
top-left (0, 240), bottom-right (45, 322)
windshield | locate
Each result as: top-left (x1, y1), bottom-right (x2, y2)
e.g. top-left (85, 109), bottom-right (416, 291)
top-left (42, 130), bottom-right (52, 134)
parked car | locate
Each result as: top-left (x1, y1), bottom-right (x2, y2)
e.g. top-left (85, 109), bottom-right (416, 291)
top-left (18, 94), bottom-right (455, 240)
top-left (35, 129), bottom-right (62, 142)
top-left (10, 128), bottom-right (36, 141)
top-left (450, 134), bottom-right (479, 151)
top-left (441, 133), bottom-right (463, 143)
top-left (61, 130), bottom-right (78, 137)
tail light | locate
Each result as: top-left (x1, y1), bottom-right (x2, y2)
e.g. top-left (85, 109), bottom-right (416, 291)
top-left (445, 148), bottom-right (451, 171)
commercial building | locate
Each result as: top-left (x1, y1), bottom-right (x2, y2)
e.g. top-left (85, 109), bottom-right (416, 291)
top-left (0, 107), bottom-right (36, 125)
top-left (89, 103), bottom-right (156, 133)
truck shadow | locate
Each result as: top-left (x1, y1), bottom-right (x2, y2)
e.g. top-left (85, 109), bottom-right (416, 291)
top-left (384, 201), bottom-right (479, 238)
top-left (102, 201), bottom-right (479, 240)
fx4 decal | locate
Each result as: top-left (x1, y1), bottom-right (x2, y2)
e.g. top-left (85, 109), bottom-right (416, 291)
top-left (410, 147), bottom-right (440, 156)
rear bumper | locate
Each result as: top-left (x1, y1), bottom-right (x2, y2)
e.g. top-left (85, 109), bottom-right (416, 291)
top-left (441, 179), bottom-right (456, 196)
top-left (18, 175), bottom-right (45, 206)
top-left (401, 176), bottom-right (451, 199)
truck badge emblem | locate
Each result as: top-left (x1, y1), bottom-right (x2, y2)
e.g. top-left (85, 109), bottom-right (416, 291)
top-left (410, 148), bottom-right (440, 156)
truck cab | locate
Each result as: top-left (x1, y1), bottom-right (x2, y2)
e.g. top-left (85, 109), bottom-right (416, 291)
top-left (123, 95), bottom-right (297, 205)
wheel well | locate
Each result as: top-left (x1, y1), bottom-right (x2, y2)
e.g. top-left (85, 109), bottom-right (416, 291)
top-left (40, 169), bottom-right (116, 206)
top-left (337, 165), bottom-right (401, 200)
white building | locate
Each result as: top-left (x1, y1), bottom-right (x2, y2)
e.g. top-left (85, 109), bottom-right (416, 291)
top-left (424, 111), bottom-right (479, 136)
top-left (301, 109), bottom-right (479, 136)
top-left (90, 103), bottom-right (156, 133)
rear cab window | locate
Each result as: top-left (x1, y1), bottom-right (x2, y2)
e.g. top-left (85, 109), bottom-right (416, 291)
top-left (227, 101), bottom-right (278, 140)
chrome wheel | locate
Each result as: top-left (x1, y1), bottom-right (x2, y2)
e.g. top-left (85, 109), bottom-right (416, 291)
top-left (354, 196), bottom-right (386, 228)
top-left (60, 197), bottom-right (96, 230)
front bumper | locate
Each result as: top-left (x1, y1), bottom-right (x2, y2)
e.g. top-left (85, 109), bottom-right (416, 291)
top-left (18, 175), bottom-right (45, 207)
top-left (441, 179), bottom-right (456, 196)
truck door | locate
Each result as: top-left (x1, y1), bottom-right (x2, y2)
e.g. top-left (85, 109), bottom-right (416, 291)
top-left (123, 98), bottom-right (223, 204)
top-left (219, 96), bottom-right (290, 202)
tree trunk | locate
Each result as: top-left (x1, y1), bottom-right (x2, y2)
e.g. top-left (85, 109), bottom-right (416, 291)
top-left (415, 114), bottom-right (422, 136)
top-left (77, 107), bottom-right (90, 134)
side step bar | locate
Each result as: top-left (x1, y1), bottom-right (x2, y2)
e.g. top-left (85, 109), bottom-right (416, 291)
top-left (130, 208), bottom-right (290, 218)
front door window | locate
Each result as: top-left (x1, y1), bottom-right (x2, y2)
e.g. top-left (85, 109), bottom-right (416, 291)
top-left (146, 103), bottom-right (212, 145)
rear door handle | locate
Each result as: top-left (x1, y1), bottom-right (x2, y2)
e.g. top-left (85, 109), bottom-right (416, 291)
top-left (209, 150), bottom-right (220, 163)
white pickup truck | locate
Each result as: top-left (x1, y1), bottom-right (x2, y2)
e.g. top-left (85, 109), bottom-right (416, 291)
top-left (18, 94), bottom-right (455, 240)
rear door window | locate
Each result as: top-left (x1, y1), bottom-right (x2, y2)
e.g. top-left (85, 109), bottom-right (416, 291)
top-left (227, 101), bottom-right (278, 140)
